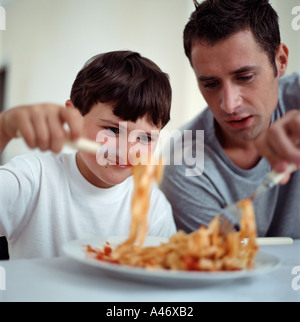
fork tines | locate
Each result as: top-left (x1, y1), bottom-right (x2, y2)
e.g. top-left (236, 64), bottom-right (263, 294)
top-left (218, 208), bottom-right (240, 237)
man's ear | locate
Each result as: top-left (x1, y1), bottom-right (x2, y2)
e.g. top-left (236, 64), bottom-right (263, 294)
top-left (65, 99), bottom-right (76, 109)
top-left (275, 43), bottom-right (289, 77)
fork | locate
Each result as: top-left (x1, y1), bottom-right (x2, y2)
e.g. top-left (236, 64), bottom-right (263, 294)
top-left (65, 137), bottom-right (102, 154)
top-left (16, 131), bottom-right (102, 154)
top-left (218, 163), bottom-right (297, 236)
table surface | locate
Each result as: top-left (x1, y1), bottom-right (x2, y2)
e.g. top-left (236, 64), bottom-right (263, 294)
top-left (0, 240), bottom-right (300, 302)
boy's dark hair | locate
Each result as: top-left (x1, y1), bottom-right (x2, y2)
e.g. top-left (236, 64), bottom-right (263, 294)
top-left (70, 50), bottom-right (171, 128)
top-left (184, 0), bottom-right (281, 75)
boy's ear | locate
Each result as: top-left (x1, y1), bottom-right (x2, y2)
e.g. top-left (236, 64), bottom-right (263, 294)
top-left (65, 99), bottom-right (75, 109)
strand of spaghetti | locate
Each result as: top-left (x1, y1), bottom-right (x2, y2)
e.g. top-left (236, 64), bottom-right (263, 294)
top-left (114, 157), bottom-right (163, 255)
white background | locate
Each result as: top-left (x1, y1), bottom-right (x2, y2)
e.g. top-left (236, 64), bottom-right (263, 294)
top-left (0, 0), bottom-right (299, 163)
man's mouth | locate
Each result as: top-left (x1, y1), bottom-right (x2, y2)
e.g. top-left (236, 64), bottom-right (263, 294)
top-left (226, 115), bottom-right (253, 129)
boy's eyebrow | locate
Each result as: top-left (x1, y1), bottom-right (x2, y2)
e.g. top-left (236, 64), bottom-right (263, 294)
top-left (100, 119), bottom-right (122, 127)
top-left (198, 65), bottom-right (259, 82)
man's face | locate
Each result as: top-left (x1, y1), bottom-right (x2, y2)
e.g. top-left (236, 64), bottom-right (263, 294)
top-left (190, 29), bottom-right (287, 145)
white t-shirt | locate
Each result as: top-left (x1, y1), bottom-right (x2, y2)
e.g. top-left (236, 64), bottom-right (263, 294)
top-left (0, 152), bottom-right (176, 259)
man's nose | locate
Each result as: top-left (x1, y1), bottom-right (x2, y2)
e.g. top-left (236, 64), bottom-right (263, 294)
top-left (220, 83), bottom-right (242, 114)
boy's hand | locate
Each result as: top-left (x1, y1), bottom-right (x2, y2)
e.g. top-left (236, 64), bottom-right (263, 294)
top-left (0, 103), bottom-right (83, 153)
top-left (254, 110), bottom-right (300, 183)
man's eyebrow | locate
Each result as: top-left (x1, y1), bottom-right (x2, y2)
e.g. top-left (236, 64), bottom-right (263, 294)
top-left (230, 65), bottom-right (259, 75)
top-left (198, 75), bottom-right (217, 82)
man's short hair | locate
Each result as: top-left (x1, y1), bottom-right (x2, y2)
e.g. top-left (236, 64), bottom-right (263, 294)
top-left (184, 0), bottom-right (281, 75)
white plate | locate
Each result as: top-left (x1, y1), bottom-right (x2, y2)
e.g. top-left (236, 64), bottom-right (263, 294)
top-left (62, 236), bottom-right (280, 285)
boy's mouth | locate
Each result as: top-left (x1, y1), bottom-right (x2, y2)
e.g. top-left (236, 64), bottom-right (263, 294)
top-left (105, 157), bottom-right (133, 168)
top-left (113, 163), bottom-right (133, 169)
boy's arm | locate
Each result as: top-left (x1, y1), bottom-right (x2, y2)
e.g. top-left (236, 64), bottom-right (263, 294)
top-left (0, 112), bottom-right (11, 153)
top-left (0, 103), bottom-right (83, 155)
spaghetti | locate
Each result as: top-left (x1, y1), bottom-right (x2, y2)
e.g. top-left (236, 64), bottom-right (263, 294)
top-left (86, 162), bottom-right (258, 271)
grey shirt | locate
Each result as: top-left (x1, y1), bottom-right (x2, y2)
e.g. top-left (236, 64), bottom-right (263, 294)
top-left (161, 73), bottom-right (300, 238)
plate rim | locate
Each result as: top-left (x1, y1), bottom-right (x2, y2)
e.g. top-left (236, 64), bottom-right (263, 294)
top-left (62, 236), bottom-right (280, 282)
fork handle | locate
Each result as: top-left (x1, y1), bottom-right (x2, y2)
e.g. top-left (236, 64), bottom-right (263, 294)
top-left (267, 163), bottom-right (297, 185)
top-left (65, 138), bottom-right (100, 154)
top-left (16, 130), bottom-right (101, 154)
top-left (252, 163), bottom-right (297, 199)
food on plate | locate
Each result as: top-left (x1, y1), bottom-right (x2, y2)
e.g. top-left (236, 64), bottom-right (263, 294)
top-left (85, 161), bottom-right (258, 271)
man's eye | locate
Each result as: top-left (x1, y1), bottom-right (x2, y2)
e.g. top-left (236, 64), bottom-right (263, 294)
top-left (203, 82), bottom-right (218, 89)
top-left (237, 75), bottom-right (253, 82)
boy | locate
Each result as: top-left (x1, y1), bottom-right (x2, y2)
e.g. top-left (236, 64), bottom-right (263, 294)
top-left (0, 50), bottom-right (176, 259)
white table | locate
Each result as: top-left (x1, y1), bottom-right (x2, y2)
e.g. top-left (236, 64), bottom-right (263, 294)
top-left (0, 240), bottom-right (300, 302)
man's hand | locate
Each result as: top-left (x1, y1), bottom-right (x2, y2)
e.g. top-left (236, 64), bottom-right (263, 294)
top-left (254, 110), bottom-right (300, 183)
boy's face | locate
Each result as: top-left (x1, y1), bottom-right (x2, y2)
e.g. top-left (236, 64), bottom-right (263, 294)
top-left (76, 102), bottom-right (161, 188)
top-left (190, 29), bottom-right (288, 146)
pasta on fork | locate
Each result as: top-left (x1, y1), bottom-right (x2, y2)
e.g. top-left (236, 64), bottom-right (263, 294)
top-left (113, 157), bottom-right (163, 253)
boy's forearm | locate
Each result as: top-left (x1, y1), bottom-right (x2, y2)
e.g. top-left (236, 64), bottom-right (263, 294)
top-left (0, 113), bottom-right (11, 155)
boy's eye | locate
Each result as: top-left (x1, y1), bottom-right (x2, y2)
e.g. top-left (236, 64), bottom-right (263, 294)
top-left (105, 126), bottom-right (119, 134)
top-left (137, 135), bottom-right (152, 144)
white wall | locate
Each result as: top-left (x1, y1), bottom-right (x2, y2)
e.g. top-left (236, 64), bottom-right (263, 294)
top-left (0, 0), bottom-right (203, 163)
top-left (271, 0), bottom-right (300, 75)
top-left (0, 0), bottom-right (299, 163)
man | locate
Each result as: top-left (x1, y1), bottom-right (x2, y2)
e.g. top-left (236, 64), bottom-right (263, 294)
top-left (161, 0), bottom-right (300, 238)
